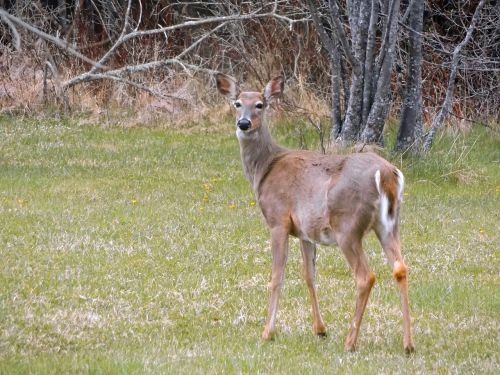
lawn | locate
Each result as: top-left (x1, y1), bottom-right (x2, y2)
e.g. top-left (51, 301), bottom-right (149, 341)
top-left (0, 114), bottom-right (498, 374)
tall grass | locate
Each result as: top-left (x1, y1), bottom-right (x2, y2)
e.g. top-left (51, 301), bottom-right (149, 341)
top-left (0, 115), bottom-right (498, 373)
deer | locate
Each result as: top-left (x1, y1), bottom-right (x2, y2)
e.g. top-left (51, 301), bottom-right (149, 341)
top-left (215, 73), bottom-right (415, 354)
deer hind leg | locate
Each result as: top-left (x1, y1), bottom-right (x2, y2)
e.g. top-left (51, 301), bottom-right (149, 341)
top-left (341, 239), bottom-right (376, 352)
top-left (378, 230), bottom-right (415, 354)
top-left (300, 240), bottom-right (326, 336)
top-left (262, 227), bottom-right (289, 340)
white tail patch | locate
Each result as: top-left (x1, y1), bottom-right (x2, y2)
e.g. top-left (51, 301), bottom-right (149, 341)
top-left (374, 169), bottom-right (396, 234)
top-left (374, 170), bottom-right (381, 194)
top-left (396, 168), bottom-right (405, 201)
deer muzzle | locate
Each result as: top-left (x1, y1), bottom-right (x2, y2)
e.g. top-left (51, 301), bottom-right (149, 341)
top-left (237, 118), bottom-right (251, 131)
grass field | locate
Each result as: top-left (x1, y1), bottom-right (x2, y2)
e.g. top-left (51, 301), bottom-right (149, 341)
top-left (0, 114), bottom-right (498, 374)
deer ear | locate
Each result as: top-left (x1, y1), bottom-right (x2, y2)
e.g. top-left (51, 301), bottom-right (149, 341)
top-left (263, 76), bottom-right (284, 101)
top-left (216, 73), bottom-right (240, 100)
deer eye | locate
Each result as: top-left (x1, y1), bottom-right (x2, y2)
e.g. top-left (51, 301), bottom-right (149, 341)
top-left (234, 101), bottom-right (242, 108)
top-left (255, 102), bottom-right (263, 109)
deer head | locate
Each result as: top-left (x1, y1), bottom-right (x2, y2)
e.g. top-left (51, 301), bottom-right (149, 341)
top-left (216, 73), bottom-right (284, 138)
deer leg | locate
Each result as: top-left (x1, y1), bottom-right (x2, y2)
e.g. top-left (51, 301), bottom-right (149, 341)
top-left (341, 240), bottom-right (376, 352)
top-left (300, 240), bottom-right (326, 336)
top-left (262, 227), bottom-right (289, 340)
top-left (378, 231), bottom-right (415, 354)
top-left (394, 260), bottom-right (415, 354)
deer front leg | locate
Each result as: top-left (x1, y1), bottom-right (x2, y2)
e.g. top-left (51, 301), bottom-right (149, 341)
top-left (300, 240), bottom-right (326, 336)
top-left (262, 227), bottom-right (289, 340)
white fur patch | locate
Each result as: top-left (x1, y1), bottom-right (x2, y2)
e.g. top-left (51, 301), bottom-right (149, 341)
top-left (236, 128), bottom-right (257, 141)
top-left (374, 170), bottom-right (381, 194)
top-left (379, 193), bottom-right (396, 233)
top-left (374, 169), bottom-right (396, 234)
top-left (396, 168), bottom-right (405, 201)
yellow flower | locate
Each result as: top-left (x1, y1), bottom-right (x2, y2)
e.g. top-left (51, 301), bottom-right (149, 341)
top-left (228, 203), bottom-right (237, 209)
top-left (496, 188), bottom-right (500, 193)
top-left (250, 201), bottom-right (256, 206)
top-left (479, 229), bottom-right (485, 234)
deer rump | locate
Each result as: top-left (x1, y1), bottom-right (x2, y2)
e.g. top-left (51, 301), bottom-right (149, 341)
top-left (257, 150), bottom-right (403, 248)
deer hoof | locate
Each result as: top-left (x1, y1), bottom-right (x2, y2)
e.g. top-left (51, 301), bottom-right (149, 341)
top-left (404, 343), bottom-right (416, 355)
top-left (314, 325), bottom-right (327, 337)
top-left (345, 345), bottom-right (356, 352)
top-left (262, 327), bottom-right (276, 341)
top-left (344, 341), bottom-right (357, 352)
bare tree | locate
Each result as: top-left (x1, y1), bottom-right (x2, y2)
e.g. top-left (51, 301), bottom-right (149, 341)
top-left (396, 0), bottom-right (424, 152)
top-left (308, 0), bottom-right (406, 147)
top-left (0, 1), bottom-right (309, 110)
top-left (422, 0), bottom-right (488, 153)
top-left (308, 0), bottom-right (498, 153)
top-left (360, 0), bottom-right (401, 144)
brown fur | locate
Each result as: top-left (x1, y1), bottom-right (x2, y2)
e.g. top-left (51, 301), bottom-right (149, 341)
top-left (393, 261), bottom-right (408, 282)
top-left (380, 167), bottom-right (400, 216)
top-left (216, 73), bottom-right (415, 353)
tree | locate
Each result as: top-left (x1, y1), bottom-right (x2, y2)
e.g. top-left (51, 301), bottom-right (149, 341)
top-left (307, 0), bottom-right (407, 147)
top-left (422, 0), bottom-right (487, 153)
top-left (396, 0), bottom-right (424, 152)
top-left (360, 0), bottom-right (401, 144)
top-left (0, 1), bottom-right (308, 110)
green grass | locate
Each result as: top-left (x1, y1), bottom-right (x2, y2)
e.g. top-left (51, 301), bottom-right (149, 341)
top-left (0, 115), bottom-right (498, 374)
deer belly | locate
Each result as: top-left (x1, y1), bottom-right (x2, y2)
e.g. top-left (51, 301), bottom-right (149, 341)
top-left (291, 209), bottom-right (338, 246)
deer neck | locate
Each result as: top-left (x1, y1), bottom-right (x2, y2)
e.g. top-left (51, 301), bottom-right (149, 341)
top-left (237, 124), bottom-right (284, 190)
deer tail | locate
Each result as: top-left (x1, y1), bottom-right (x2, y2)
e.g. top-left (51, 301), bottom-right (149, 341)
top-left (374, 168), bottom-right (404, 234)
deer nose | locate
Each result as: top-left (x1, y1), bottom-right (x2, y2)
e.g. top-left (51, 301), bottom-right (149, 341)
top-left (237, 118), bottom-right (251, 131)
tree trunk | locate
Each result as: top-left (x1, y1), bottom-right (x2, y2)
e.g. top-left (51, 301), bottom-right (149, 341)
top-left (361, 0), bottom-right (379, 127)
top-left (305, 0), bottom-right (342, 142)
top-left (371, 0), bottom-right (391, 93)
top-left (340, 0), bottom-right (370, 142)
top-left (330, 48), bottom-right (343, 140)
top-left (395, 0), bottom-right (424, 152)
top-left (361, 0), bottom-right (400, 145)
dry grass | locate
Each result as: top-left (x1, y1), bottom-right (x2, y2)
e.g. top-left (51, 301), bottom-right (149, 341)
top-left (0, 41), bottom-right (328, 131)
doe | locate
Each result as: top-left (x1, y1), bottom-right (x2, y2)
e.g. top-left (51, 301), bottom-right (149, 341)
top-left (216, 73), bottom-right (415, 353)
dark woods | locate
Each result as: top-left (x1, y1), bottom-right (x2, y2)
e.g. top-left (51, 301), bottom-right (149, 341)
top-left (0, 1), bottom-right (497, 153)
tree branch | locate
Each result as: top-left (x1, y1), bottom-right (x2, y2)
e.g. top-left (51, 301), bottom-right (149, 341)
top-left (63, 21), bottom-right (227, 89)
top-left (306, 0), bottom-right (336, 56)
top-left (89, 0), bottom-right (133, 74)
top-left (422, 0), bottom-right (487, 153)
top-left (327, 0), bottom-right (356, 67)
top-left (1, 4), bottom-right (301, 101)
top-left (0, 8), bottom-right (107, 70)
top-left (0, 10), bottom-right (21, 51)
